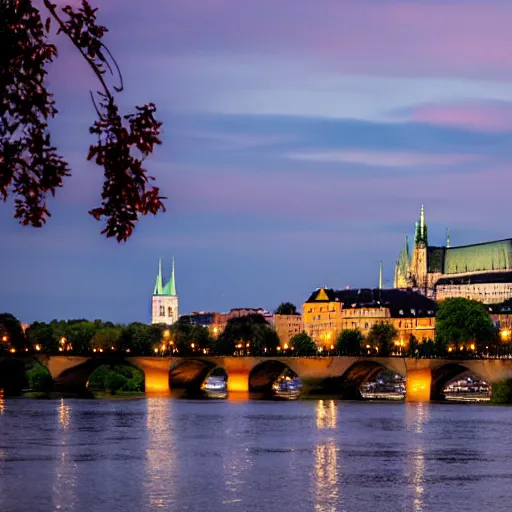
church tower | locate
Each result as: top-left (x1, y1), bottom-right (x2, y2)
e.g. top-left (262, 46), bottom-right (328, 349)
top-left (411, 205), bottom-right (428, 293)
top-left (394, 235), bottom-right (411, 288)
top-left (151, 258), bottom-right (179, 325)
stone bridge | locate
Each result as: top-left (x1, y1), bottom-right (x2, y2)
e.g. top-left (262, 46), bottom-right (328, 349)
top-left (32, 355), bottom-right (512, 401)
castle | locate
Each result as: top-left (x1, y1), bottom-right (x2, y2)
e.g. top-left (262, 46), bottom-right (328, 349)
top-left (151, 258), bottom-right (179, 324)
top-left (394, 206), bottom-right (512, 304)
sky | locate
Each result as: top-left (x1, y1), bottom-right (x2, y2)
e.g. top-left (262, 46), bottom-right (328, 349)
top-left (3, 0), bottom-right (512, 323)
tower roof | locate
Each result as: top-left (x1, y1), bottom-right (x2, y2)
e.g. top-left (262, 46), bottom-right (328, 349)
top-left (153, 258), bottom-right (177, 296)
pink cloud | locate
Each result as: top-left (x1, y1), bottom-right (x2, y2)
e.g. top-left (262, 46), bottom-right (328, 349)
top-left (410, 103), bottom-right (512, 132)
top-left (103, 0), bottom-right (512, 79)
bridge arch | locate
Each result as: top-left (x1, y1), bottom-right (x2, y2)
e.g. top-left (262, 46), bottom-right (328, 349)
top-left (168, 358), bottom-right (219, 396)
top-left (248, 360), bottom-right (298, 396)
top-left (430, 363), bottom-right (489, 401)
top-left (54, 358), bottom-right (144, 395)
top-left (0, 358), bottom-right (27, 395)
top-left (337, 360), bottom-right (405, 400)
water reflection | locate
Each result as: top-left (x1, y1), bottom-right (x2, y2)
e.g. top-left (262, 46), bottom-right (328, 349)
top-left (0, 390), bottom-right (4, 415)
top-left (145, 398), bottom-right (174, 509)
top-left (316, 400), bottom-right (337, 429)
top-left (314, 440), bottom-right (339, 512)
top-left (53, 400), bottom-right (77, 511)
top-left (59, 399), bottom-right (70, 429)
top-left (406, 403), bottom-right (430, 512)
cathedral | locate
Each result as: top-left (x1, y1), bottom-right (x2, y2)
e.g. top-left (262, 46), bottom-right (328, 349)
top-left (394, 206), bottom-right (512, 304)
top-left (151, 258), bottom-right (179, 324)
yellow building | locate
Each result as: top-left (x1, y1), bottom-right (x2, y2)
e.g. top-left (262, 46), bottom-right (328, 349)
top-left (272, 314), bottom-right (303, 346)
top-left (303, 287), bottom-right (436, 349)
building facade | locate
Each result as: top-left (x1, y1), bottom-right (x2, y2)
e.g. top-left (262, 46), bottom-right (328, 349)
top-left (394, 206), bottom-right (512, 304)
top-left (272, 314), bottom-right (303, 346)
top-left (151, 258), bottom-right (179, 325)
top-left (303, 288), bottom-right (436, 349)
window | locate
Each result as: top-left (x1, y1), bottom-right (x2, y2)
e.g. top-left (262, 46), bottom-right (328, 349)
top-left (159, 305), bottom-right (165, 316)
top-left (168, 306), bottom-right (173, 317)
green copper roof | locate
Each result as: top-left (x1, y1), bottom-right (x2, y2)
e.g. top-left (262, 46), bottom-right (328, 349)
top-left (396, 235), bottom-right (410, 277)
top-left (443, 239), bottom-right (512, 275)
top-left (153, 258), bottom-right (177, 296)
top-left (153, 258), bottom-right (163, 295)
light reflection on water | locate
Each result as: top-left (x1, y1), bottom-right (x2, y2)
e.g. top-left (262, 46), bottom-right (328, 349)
top-left (53, 399), bottom-right (77, 512)
top-left (405, 403), bottom-right (430, 512)
top-left (1, 399), bottom-right (512, 512)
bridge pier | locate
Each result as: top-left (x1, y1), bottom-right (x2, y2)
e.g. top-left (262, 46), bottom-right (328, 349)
top-left (128, 357), bottom-right (171, 395)
top-left (406, 369), bottom-right (432, 402)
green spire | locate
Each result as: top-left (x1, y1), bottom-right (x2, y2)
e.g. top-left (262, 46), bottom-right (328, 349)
top-left (169, 257), bottom-right (177, 296)
top-left (446, 228), bottom-right (451, 248)
top-left (153, 258), bottom-right (163, 295)
top-left (378, 261), bottom-right (383, 289)
top-left (161, 257), bottom-right (177, 296)
top-left (415, 205), bottom-right (428, 245)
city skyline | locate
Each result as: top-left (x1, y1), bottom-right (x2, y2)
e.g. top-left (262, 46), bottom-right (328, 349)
top-left (3, 0), bottom-right (512, 323)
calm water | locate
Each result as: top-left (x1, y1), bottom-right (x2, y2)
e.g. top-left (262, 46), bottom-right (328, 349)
top-left (1, 398), bottom-right (512, 512)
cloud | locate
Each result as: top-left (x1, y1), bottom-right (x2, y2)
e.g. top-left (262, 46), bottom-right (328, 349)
top-left (287, 150), bottom-right (480, 167)
top-left (409, 102), bottom-right (512, 133)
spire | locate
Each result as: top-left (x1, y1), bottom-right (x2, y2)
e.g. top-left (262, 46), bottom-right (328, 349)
top-left (153, 258), bottom-right (163, 295)
top-left (446, 228), bottom-right (451, 248)
top-left (379, 261), bottom-right (383, 289)
top-left (169, 257), bottom-right (177, 296)
top-left (415, 205), bottom-right (428, 245)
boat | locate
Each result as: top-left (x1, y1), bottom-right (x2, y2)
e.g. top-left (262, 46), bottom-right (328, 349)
top-left (272, 374), bottom-right (302, 400)
top-left (202, 375), bottom-right (227, 399)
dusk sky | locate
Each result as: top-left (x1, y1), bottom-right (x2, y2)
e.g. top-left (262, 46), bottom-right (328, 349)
top-left (3, 0), bottom-right (512, 323)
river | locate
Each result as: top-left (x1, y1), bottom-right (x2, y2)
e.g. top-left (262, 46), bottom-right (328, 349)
top-left (1, 398), bottom-right (512, 512)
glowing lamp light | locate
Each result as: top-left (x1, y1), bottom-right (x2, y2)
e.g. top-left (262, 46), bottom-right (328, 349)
top-left (9, 348), bottom-right (16, 353)
top-left (35, 344), bottom-right (41, 351)
top-left (277, 346), bottom-right (281, 352)
top-left (58, 347), bottom-right (63, 352)
top-left (1, 335), bottom-right (7, 342)
top-left (330, 344), bottom-right (334, 350)
top-left (470, 344), bottom-right (475, 351)
top-left (284, 343), bottom-right (289, 350)
top-left (153, 348), bottom-right (159, 354)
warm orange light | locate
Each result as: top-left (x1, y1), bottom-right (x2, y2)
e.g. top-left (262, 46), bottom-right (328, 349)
top-left (99, 348), bottom-right (103, 353)
top-left (9, 348), bottom-right (15, 353)
top-left (470, 344), bottom-right (475, 351)
top-left (35, 344), bottom-right (41, 351)
top-left (1, 335), bottom-right (7, 342)
top-left (330, 344), bottom-right (334, 350)
top-left (406, 369), bottom-right (432, 402)
top-left (153, 347), bottom-right (158, 354)
top-left (58, 347), bottom-right (63, 352)
top-left (284, 343), bottom-right (289, 350)
top-left (163, 330), bottom-right (170, 338)
top-left (93, 348), bottom-right (97, 353)
top-left (276, 346), bottom-right (281, 351)
top-left (448, 347), bottom-right (453, 352)
top-left (60, 337), bottom-right (66, 345)
top-left (190, 343), bottom-right (195, 349)
top-left (246, 342), bottom-right (250, 348)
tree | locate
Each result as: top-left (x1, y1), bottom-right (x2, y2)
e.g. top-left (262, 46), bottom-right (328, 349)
top-left (1, 0), bottom-right (164, 242)
top-left (275, 302), bottom-right (298, 315)
top-left (289, 332), bottom-right (317, 356)
top-left (366, 323), bottom-right (398, 356)
top-left (213, 314), bottom-right (271, 355)
top-left (336, 329), bottom-right (364, 356)
top-left (252, 324), bottom-right (280, 355)
top-left (407, 334), bottom-right (419, 357)
top-left (436, 298), bottom-right (495, 352)
top-left (26, 363), bottom-right (52, 391)
top-left (0, 313), bottom-right (26, 350)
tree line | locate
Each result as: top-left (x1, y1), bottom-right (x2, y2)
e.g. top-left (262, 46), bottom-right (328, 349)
top-left (1, 297), bottom-right (507, 358)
